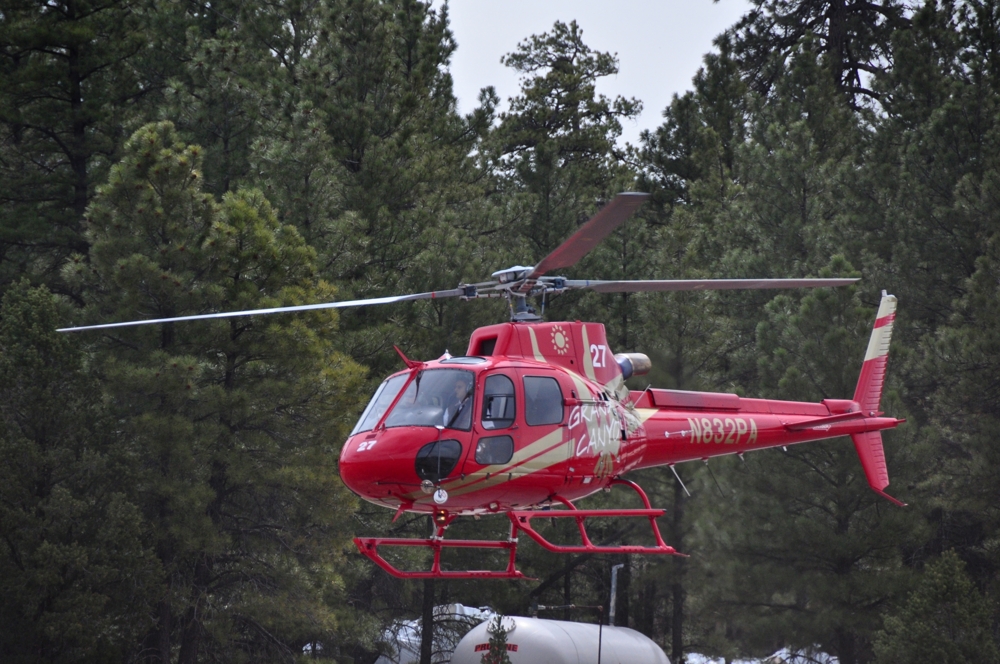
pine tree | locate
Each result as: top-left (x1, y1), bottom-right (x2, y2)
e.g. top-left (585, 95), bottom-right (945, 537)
top-left (0, 0), bottom-right (154, 291)
top-left (867, 0), bottom-right (1000, 595)
top-left (0, 281), bottom-right (158, 663)
top-left (286, 0), bottom-right (500, 379)
top-left (480, 614), bottom-right (513, 664)
top-left (858, 0), bottom-right (1000, 352)
top-left (923, 208), bottom-right (1000, 584)
top-left (873, 550), bottom-right (1000, 664)
top-left (488, 20), bottom-right (640, 270)
top-left (303, 0), bottom-right (486, 285)
top-left (704, 287), bottom-right (923, 664)
top-left (156, 0), bottom-right (293, 197)
top-left (64, 121), bottom-right (370, 662)
top-left (721, 0), bottom-right (909, 105)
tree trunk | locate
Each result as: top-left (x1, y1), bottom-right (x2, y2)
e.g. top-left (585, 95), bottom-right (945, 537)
top-left (636, 577), bottom-right (656, 638)
top-left (835, 627), bottom-right (857, 664)
top-left (178, 556), bottom-right (211, 664)
top-left (139, 599), bottom-right (172, 664)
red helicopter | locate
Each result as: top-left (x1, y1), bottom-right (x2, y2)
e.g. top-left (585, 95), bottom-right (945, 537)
top-left (60, 192), bottom-right (904, 579)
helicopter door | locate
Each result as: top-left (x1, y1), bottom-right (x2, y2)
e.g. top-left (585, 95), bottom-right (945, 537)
top-left (515, 374), bottom-right (569, 494)
top-left (471, 373), bottom-right (518, 470)
top-left (522, 375), bottom-right (565, 427)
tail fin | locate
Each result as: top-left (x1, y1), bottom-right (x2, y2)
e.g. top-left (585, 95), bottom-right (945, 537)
top-left (851, 292), bottom-right (905, 506)
top-left (853, 291), bottom-right (896, 414)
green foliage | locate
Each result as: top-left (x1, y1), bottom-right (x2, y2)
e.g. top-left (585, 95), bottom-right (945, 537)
top-left (922, 218), bottom-right (1000, 582)
top-left (873, 550), bottom-right (1000, 664)
top-left (0, 0), bottom-right (151, 289)
top-left (164, 28), bottom-right (272, 195)
top-left (304, 0), bottom-right (481, 283)
top-left (639, 43), bottom-right (747, 211)
top-left (489, 20), bottom-right (640, 264)
top-left (870, 0), bottom-right (1000, 340)
top-left (64, 121), bottom-right (216, 326)
top-left (684, 288), bottom-right (922, 664)
top-left (0, 281), bottom-right (158, 663)
top-left (289, 0), bottom-right (499, 379)
top-left (722, 0), bottom-right (909, 104)
top-left (67, 122), bottom-right (369, 661)
top-left (755, 281), bottom-right (868, 401)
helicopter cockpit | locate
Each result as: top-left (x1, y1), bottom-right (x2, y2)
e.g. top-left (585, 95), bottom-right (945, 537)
top-left (387, 369), bottom-right (474, 430)
top-left (351, 367), bottom-right (477, 434)
top-left (340, 349), bottom-right (582, 511)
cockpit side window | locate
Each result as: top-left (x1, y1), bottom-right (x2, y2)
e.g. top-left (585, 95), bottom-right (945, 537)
top-left (481, 374), bottom-right (516, 430)
top-left (523, 376), bottom-right (564, 426)
top-left (351, 373), bottom-right (408, 435)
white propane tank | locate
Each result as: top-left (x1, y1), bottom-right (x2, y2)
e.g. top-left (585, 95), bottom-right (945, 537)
top-left (449, 616), bottom-right (670, 664)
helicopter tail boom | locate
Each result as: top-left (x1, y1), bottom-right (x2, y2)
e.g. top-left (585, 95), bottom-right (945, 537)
top-left (629, 292), bottom-right (904, 504)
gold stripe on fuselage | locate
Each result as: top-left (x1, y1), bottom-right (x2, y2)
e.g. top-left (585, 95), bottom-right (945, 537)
top-left (527, 327), bottom-right (546, 363)
top-left (568, 373), bottom-right (592, 401)
top-left (635, 408), bottom-right (658, 424)
top-left (580, 326), bottom-right (597, 381)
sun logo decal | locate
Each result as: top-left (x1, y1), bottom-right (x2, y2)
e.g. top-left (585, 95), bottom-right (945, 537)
top-left (550, 325), bottom-right (569, 355)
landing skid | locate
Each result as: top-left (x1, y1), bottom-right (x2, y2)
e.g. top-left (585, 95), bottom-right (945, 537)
top-left (354, 517), bottom-right (527, 580)
top-left (353, 478), bottom-right (681, 579)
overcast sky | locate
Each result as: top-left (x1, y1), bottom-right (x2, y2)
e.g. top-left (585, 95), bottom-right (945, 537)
top-left (437, 0), bottom-right (750, 146)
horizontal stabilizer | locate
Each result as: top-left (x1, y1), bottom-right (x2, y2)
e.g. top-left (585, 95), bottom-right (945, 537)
top-left (784, 411), bottom-right (865, 431)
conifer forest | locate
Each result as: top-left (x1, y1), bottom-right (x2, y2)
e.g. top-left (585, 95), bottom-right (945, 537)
top-left (3, 1), bottom-right (1000, 662)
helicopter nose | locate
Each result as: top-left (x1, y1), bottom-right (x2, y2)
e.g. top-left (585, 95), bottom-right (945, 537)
top-left (339, 436), bottom-right (384, 500)
top-left (340, 429), bottom-right (445, 502)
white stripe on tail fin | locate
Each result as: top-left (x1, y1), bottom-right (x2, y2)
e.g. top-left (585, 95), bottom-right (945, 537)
top-left (851, 291), bottom-right (904, 506)
top-left (854, 291), bottom-right (896, 414)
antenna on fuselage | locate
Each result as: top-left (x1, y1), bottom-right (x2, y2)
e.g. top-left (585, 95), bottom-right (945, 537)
top-left (669, 465), bottom-right (691, 497)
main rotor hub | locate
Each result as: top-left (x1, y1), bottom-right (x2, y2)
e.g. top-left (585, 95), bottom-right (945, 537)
top-left (510, 295), bottom-right (542, 322)
top-left (491, 266), bottom-right (533, 284)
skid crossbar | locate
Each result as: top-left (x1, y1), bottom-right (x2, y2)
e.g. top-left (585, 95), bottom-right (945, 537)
top-left (509, 509), bottom-right (675, 554)
top-left (354, 518), bottom-right (527, 579)
top-left (509, 478), bottom-right (678, 555)
top-left (353, 478), bottom-right (681, 578)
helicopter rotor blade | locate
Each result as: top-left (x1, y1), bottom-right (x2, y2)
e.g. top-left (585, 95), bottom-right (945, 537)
top-left (57, 287), bottom-right (471, 333)
top-left (562, 278), bottom-right (860, 293)
top-left (527, 192), bottom-right (650, 280)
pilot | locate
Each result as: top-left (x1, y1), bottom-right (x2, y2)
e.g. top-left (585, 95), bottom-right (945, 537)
top-left (443, 377), bottom-right (472, 428)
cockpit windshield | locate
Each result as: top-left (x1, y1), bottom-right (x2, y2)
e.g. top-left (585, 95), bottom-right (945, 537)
top-left (384, 369), bottom-right (475, 430)
top-left (351, 373), bottom-right (408, 435)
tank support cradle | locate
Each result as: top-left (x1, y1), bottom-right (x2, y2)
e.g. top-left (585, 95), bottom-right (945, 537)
top-left (353, 478), bottom-right (680, 579)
